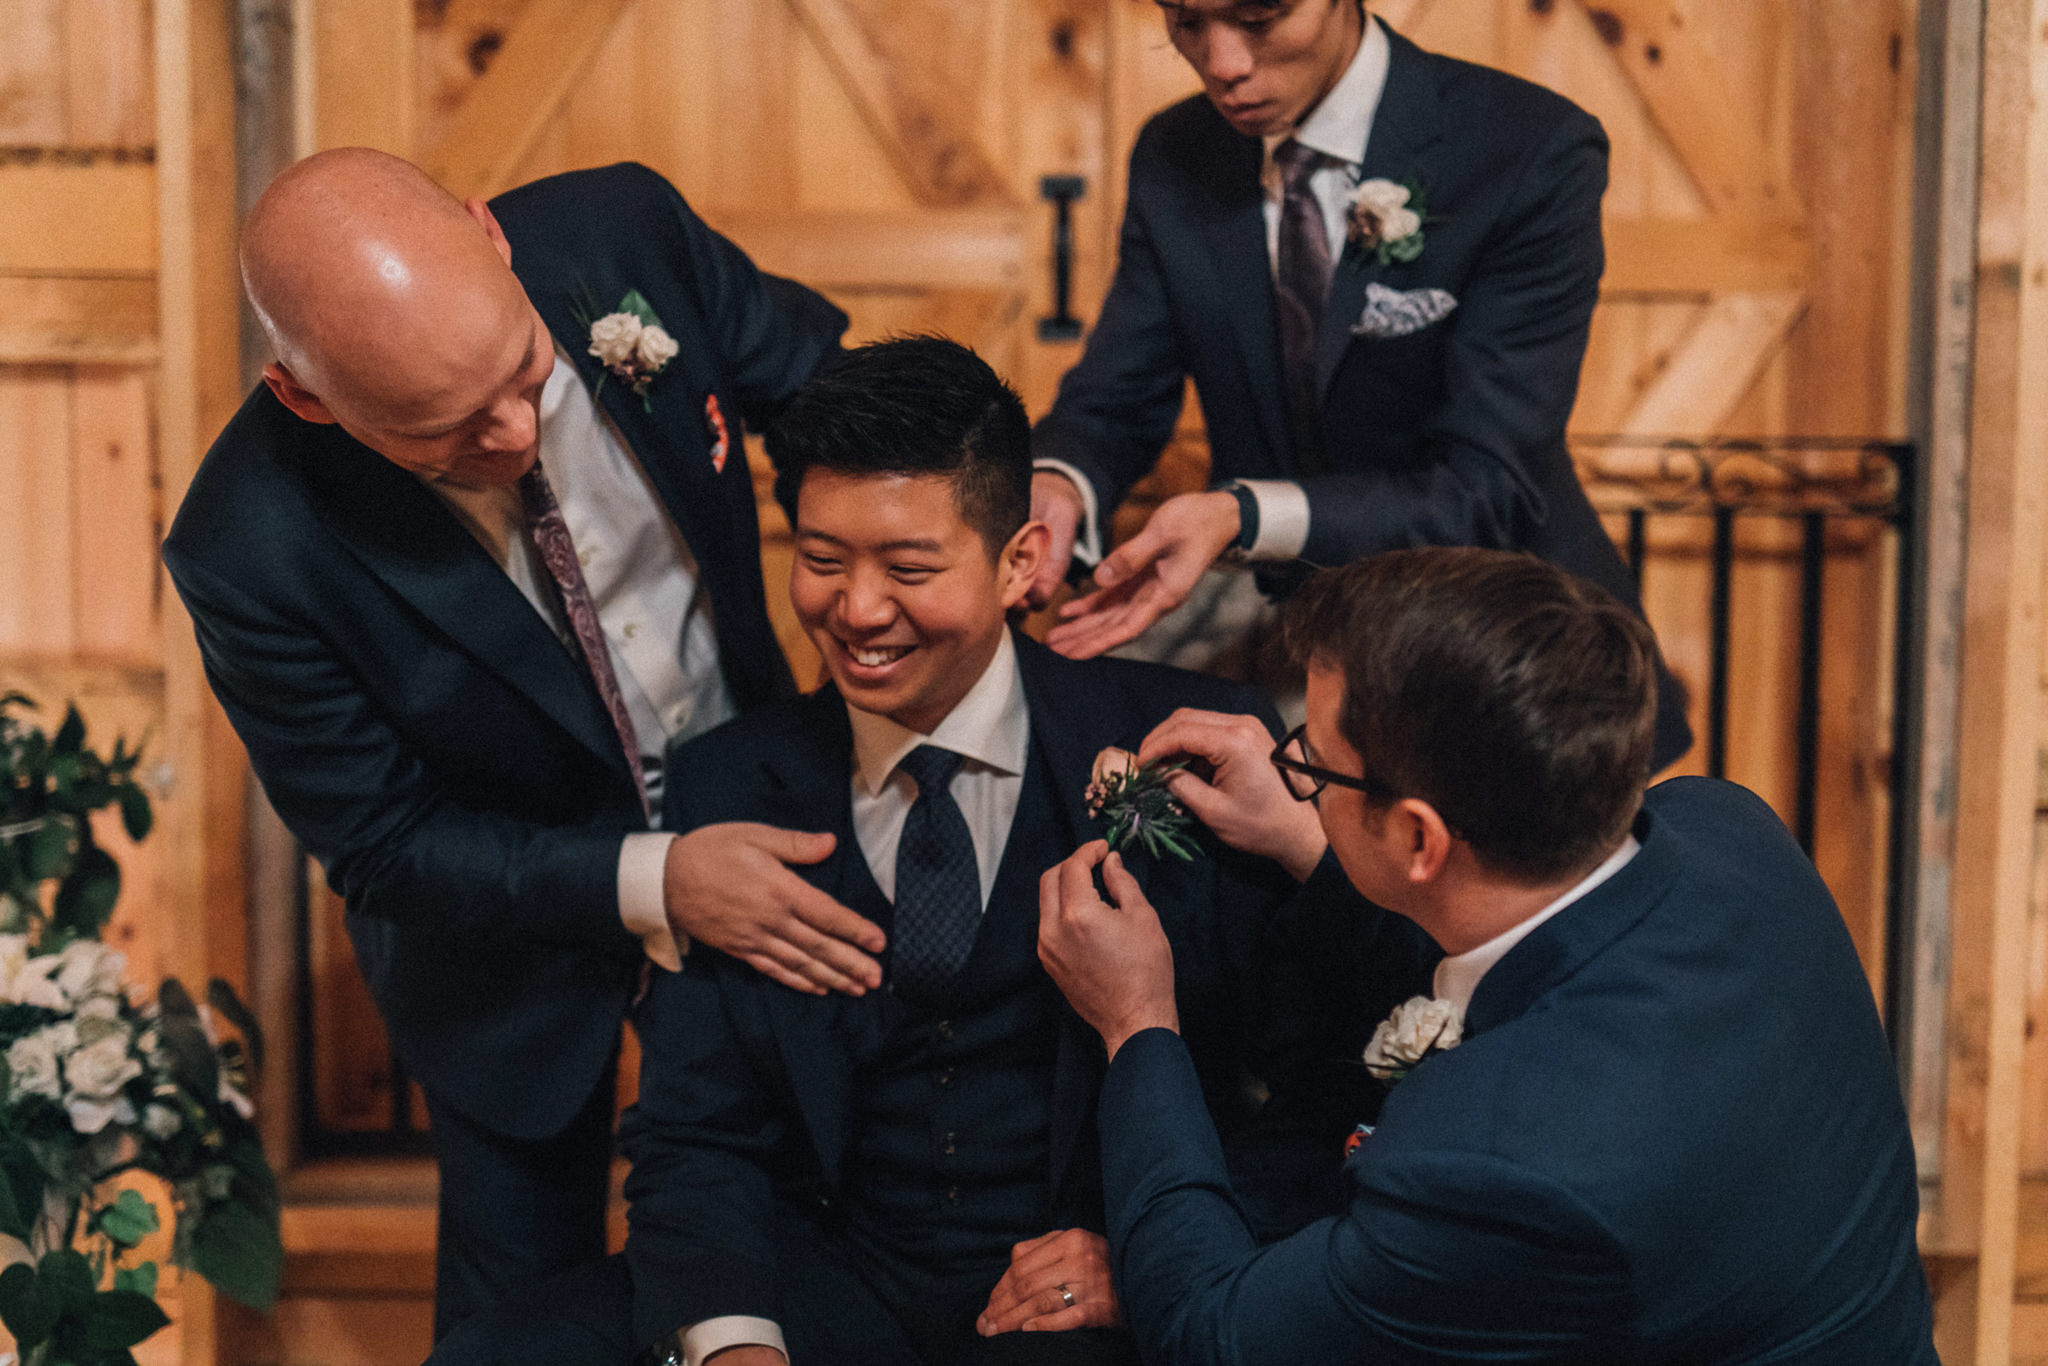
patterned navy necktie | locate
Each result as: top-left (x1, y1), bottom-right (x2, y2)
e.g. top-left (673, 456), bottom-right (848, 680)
top-left (1273, 137), bottom-right (1333, 466)
top-left (892, 745), bottom-right (979, 998)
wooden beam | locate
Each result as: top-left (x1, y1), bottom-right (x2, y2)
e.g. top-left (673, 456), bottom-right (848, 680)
top-left (787, 0), bottom-right (1017, 207)
top-left (0, 275), bottom-right (158, 365)
top-left (418, 0), bottom-right (633, 201)
top-left (0, 164), bottom-right (156, 274)
top-left (1613, 291), bottom-right (1806, 434)
top-left (708, 208), bottom-right (1024, 288)
top-left (1603, 218), bottom-right (1809, 294)
top-left (1580, 0), bottom-right (1803, 221)
top-left (303, 0), bottom-right (414, 156)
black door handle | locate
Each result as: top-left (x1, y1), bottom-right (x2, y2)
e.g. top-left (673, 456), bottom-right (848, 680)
top-left (1038, 175), bottom-right (1086, 342)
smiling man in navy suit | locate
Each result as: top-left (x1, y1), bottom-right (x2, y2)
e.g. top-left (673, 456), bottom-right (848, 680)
top-left (1026, 0), bottom-right (1688, 769)
top-left (1040, 548), bottom-right (1935, 1364)
top-left (161, 148), bottom-right (893, 1337)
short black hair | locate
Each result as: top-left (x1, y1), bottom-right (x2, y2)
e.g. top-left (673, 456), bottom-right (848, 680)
top-left (1282, 548), bottom-right (1658, 884)
top-left (767, 336), bottom-right (1031, 556)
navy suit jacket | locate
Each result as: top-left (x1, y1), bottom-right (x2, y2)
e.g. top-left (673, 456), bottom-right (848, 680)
top-left (162, 163), bottom-right (847, 1139)
top-left (1097, 779), bottom-right (1936, 1365)
top-left (1034, 25), bottom-right (1690, 766)
top-left (619, 635), bottom-right (1433, 1345)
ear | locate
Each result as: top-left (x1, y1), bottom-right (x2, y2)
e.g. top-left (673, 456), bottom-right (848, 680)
top-left (262, 362), bottom-right (340, 426)
top-left (1393, 797), bottom-right (1455, 885)
top-left (998, 520), bottom-right (1051, 611)
top-left (465, 197), bottom-right (514, 267)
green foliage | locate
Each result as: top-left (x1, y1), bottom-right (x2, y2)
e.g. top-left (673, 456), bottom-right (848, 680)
top-left (0, 697), bottom-right (153, 944)
top-left (1089, 760), bottom-right (1202, 862)
top-left (189, 1198), bottom-right (281, 1312)
top-left (90, 1192), bottom-right (157, 1250)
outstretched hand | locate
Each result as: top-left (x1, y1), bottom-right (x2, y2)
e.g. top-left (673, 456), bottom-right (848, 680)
top-left (1043, 491), bottom-right (1240, 659)
top-left (977, 1228), bottom-right (1123, 1336)
top-left (1138, 709), bottom-right (1327, 880)
top-left (664, 823), bottom-right (886, 996)
top-left (1037, 841), bottom-right (1178, 1058)
top-left (1027, 470), bottom-right (1088, 610)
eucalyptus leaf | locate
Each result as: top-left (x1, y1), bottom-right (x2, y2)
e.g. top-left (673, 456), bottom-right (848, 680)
top-left (92, 1190), bottom-right (159, 1249)
top-left (111, 1263), bottom-right (157, 1298)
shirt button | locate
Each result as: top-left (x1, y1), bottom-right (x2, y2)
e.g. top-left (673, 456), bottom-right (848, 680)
top-left (936, 1068), bottom-right (956, 1090)
top-left (577, 549), bottom-right (593, 568)
top-left (935, 1019), bottom-right (954, 1042)
top-left (941, 1131), bottom-right (958, 1155)
top-left (623, 621), bottom-right (639, 639)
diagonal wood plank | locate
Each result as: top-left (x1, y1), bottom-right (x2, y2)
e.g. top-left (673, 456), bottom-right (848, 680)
top-left (1610, 290), bottom-right (1806, 436)
top-left (787, 0), bottom-right (1016, 207)
top-left (419, 0), bottom-right (634, 201)
top-left (1576, 0), bottom-right (1802, 222)
top-left (1603, 217), bottom-right (1808, 293)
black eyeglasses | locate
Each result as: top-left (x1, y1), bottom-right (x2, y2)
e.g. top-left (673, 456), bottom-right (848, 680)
top-left (1269, 724), bottom-right (1399, 803)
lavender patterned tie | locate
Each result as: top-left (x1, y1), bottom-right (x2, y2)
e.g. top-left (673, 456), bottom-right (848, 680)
top-left (519, 462), bottom-right (651, 820)
top-left (1273, 138), bottom-right (1333, 464)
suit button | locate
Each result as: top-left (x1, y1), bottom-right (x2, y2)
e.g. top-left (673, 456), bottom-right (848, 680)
top-left (936, 1068), bottom-right (956, 1090)
top-left (817, 1193), bottom-right (831, 1210)
top-left (935, 1019), bottom-right (955, 1042)
top-left (941, 1131), bottom-right (958, 1155)
top-left (945, 1187), bottom-right (961, 1206)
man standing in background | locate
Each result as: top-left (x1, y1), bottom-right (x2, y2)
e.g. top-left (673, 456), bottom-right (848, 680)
top-left (1028, 0), bottom-right (1690, 767)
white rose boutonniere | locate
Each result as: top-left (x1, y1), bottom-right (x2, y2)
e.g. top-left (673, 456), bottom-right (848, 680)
top-left (583, 288), bottom-right (677, 413)
top-left (1362, 994), bottom-right (1463, 1085)
top-left (1347, 177), bottom-right (1429, 265)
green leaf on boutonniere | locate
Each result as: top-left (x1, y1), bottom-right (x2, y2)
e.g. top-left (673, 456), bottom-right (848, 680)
top-left (616, 288), bottom-right (663, 330)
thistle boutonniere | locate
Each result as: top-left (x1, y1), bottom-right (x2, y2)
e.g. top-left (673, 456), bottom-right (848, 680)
top-left (1346, 177), bottom-right (1429, 266)
top-left (1362, 994), bottom-right (1463, 1087)
top-left (1085, 747), bottom-right (1204, 862)
top-left (582, 288), bottom-right (678, 413)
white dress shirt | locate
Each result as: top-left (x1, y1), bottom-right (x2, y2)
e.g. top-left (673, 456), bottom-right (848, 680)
top-left (1432, 835), bottom-right (1640, 1014)
top-left (426, 350), bottom-right (734, 971)
top-left (1053, 17), bottom-right (1392, 568)
top-left (678, 631), bottom-right (1030, 1366)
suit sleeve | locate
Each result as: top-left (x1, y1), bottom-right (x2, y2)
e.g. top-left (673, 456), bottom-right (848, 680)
top-left (1296, 112), bottom-right (1608, 568)
top-left (1030, 136), bottom-right (1192, 519)
top-left (1101, 1030), bottom-right (1631, 1365)
top-left (168, 550), bottom-right (634, 953)
top-left (621, 960), bottom-right (791, 1345)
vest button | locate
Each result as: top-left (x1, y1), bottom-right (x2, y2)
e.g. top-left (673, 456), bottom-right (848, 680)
top-left (936, 1068), bottom-right (956, 1090)
top-left (945, 1186), bottom-right (961, 1205)
top-left (935, 1019), bottom-right (955, 1042)
top-left (941, 1131), bottom-right (958, 1155)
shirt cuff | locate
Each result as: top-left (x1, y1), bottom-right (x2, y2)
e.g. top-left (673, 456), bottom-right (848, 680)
top-left (680, 1315), bottom-right (787, 1366)
top-left (1034, 458), bottom-right (1103, 566)
top-left (619, 832), bottom-right (685, 973)
top-left (1234, 479), bottom-right (1310, 560)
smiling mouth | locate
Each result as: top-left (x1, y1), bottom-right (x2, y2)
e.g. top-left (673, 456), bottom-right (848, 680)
top-left (843, 641), bottom-right (914, 668)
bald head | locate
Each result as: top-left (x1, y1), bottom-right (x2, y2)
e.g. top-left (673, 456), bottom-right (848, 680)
top-left (244, 149), bottom-right (555, 487)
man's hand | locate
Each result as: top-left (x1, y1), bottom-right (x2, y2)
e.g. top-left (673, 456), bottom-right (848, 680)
top-left (1139, 709), bottom-right (1328, 880)
top-left (976, 1229), bottom-right (1123, 1336)
top-left (664, 824), bottom-right (886, 996)
top-left (1028, 470), bottom-right (1088, 609)
top-left (1043, 490), bottom-right (1240, 659)
top-left (1037, 841), bottom-right (1178, 1059)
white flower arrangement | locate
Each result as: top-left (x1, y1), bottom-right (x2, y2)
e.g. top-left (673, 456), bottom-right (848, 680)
top-left (583, 288), bottom-right (679, 413)
top-left (1362, 994), bottom-right (1463, 1084)
top-left (1346, 177), bottom-right (1429, 265)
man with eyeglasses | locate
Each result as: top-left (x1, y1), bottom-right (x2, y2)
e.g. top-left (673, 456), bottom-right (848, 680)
top-left (1038, 547), bottom-right (1935, 1365)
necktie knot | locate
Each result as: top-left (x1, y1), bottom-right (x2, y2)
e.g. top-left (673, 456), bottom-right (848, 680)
top-left (898, 744), bottom-right (965, 797)
top-left (1274, 138), bottom-right (1320, 189)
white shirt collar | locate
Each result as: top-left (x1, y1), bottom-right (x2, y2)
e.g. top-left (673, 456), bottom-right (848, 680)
top-left (1262, 14), bottom-right (1391, 168)
top-left (847, 630), bottom-right (1027, 798)
top-left (1432, 834), bottom-right (1641, 1014)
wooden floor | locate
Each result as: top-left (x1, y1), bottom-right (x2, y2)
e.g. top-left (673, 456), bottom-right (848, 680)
top-left (235, 1167), bottom-right (2048, 1366)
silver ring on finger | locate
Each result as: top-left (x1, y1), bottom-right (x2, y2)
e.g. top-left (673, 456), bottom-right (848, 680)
top-left (1058, 1283), bottom-right (1075, 1309)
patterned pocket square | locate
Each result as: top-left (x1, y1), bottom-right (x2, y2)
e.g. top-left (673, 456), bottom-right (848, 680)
top-left (1351, 283), bottom-right (1458, 339)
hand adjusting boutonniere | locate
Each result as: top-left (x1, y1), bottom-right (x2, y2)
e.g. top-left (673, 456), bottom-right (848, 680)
top-left (1085, 747), bottom-right (1205, 862)
top-left (1362, 994), bottom-right (1463, 1087)
top-left (1346, 177), bottom-right (1428, 265)
top-left (584, 288), bottom-right (678, 414)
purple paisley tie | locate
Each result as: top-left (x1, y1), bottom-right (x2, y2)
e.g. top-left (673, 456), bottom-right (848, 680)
top-left (1273, 138), bottom-right (1333, 464)
top-left (519, 462), bottom-right (651, 820)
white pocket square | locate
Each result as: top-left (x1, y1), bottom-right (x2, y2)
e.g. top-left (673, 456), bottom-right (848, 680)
top-left (1351, 283), bottom-right (1458, 339)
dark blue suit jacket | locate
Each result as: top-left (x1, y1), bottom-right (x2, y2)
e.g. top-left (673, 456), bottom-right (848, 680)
top-left (1097, 778), bottom-right (1935, 1364)
top-left (1034, 24), bottom-right (1690, 767)
top-left (620, 635), bottom-right (1433, 1346)
top-left (161, 163), bottom-right (846, 1139)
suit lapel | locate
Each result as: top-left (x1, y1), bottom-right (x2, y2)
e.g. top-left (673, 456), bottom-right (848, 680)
top-left (1193, 129), bottom-right (1295, 473)
top-left (1316, 25), bottom-right (1445, 397)
top-left (302, 430), bottom-right (627, 781)
top-left (1462, 809), bottom-right (1681, 1039)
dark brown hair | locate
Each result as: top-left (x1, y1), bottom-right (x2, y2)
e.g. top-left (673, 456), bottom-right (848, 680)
top-left (1282, 548), bottom-right (1657, 883)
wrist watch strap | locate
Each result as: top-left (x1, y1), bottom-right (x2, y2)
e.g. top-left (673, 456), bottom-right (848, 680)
top-left (1222, 481), bottom-right (1259, 554)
